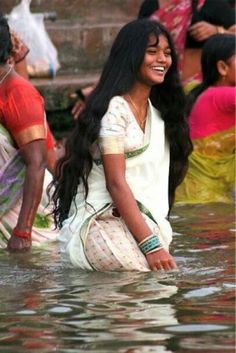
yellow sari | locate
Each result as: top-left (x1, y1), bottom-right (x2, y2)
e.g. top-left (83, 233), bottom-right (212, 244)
top-left (176, 126), bottom-right (235, 204)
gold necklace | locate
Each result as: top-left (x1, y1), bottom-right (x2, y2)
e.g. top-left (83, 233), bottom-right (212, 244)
top-left (0, 65), bottom-right (13, 84)
top-left (127, 94), bottom-right (147, 129)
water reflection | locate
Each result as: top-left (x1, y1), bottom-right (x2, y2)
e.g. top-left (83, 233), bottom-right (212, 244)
top-left (0, 204), bottom-right (235, 353)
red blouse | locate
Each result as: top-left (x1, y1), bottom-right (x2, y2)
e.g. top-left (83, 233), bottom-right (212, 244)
top-left (0, 74), bottom-right (54, 149)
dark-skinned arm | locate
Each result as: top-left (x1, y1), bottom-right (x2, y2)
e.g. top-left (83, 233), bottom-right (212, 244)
top-left (7, 139), bottom-right (47, 251)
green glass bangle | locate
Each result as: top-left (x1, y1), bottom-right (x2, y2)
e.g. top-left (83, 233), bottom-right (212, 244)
top-left (139, 234), bottom-right (162, 254)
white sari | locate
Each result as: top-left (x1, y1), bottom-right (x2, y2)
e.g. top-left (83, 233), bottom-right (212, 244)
top-left (59, 96), bottom-right (172, 271)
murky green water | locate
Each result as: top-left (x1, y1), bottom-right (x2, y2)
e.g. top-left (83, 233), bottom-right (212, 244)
top-left (0, 204), bottom-right (235, 353)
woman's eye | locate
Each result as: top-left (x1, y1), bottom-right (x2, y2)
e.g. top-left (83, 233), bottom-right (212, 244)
top-left (147, 49), bottom-right (157, 54)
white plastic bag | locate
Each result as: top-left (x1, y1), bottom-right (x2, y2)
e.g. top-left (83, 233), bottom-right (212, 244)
top-left (8, 0), bottom-right (60, 78)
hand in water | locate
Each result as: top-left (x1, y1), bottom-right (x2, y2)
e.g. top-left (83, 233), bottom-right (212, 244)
top-left (146, 248), bottom-right (177, 271)
top-left (7, 234), bottom-right (31, 252)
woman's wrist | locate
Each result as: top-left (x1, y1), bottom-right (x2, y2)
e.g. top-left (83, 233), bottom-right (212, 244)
top-left (138, 233), bottom-right (163, 255)
top-left (13, 227), bottom-right (31, 239)
top-left (145, 246), bottom-right (164, 255)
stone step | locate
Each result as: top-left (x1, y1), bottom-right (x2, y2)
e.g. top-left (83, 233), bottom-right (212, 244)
top-left (46, 20), bottom-right (125, 75)
top-left (32, 73), bottom-right (100, 111)
top-left (32, 73), bottom-right (100, 140)
top-left (3, 0), bottom-right (143, 123)
top-left (2, 0), bottom-right (142, 22)
top-left (4, 1), bottom-right (142, 76)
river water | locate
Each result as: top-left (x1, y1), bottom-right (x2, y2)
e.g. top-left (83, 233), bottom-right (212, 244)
top-left (0, 203), bottom-right (235, 353)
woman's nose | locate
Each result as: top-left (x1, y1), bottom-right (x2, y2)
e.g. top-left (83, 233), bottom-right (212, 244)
top-left (156, 51), bottom-right (166, 62)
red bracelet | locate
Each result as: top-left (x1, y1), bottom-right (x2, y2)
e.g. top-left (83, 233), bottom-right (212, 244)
top-left (13, 228), bottom-right (31, 239)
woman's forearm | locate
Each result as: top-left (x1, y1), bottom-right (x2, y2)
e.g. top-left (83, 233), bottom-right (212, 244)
top-left (107, 180), bottom-right (153, 242)
top-left (16, 163), bottom-right (46, 231)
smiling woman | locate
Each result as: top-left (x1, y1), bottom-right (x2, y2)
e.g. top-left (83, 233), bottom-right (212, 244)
top-left (139, 34), bottom-right (172, 83)
top-left (49, 19), bottom-right (192, 272)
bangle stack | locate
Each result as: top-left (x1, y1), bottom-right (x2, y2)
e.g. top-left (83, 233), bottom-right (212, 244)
top-left (13, 228), bottom-right (31, 239)
top-left (138, 234), bottom-right (163, 255)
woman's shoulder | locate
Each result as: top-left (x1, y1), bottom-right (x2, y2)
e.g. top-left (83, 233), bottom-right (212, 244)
top-left (7, 74), bottom-right (32, 88)
top-left (101, 95), bottom-right (131, 129)
top-left (206, 86), bottom-right (236, 93)
top-left (196, 86), bottom-right (234, 99)
top-left (6, 75), bottom-right (42, 99)
top-left (203, 86), bottom-right (236, 99)
top-left (108, 95), bottom-right (128, 109)
top-left (105, 95), bottom-right (131, 118)
top-left (191, 86), bottom-right (236, 116)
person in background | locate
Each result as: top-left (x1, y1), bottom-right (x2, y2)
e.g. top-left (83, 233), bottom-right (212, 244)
top-left (0, 14), bottom-right (58, 251)
top-left (71, 85), bottom-right (95, 119)
top-left (50, 19), bottom-right (192, 271)
top-left (176, 34), bottom-right (235, 203)
top-left (138, 0), bottom-right (235, 88)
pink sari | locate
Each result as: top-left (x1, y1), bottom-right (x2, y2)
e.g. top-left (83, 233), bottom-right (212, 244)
top-left (151, 0), bottom-right (205, 84)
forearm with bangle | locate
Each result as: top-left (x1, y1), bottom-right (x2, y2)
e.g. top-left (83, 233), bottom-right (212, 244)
top-left (13, 167), bottom-right (44, 240)
top-left (13, 227), bottom-right (31, 239)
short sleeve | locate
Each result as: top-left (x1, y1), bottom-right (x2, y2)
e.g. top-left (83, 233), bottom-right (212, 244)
top-left (46, 123), bottom-right (55, 150)
top-left (4, 82), bottom-right (47, 147)
top-left (99, 97), bottom-right (127, 155)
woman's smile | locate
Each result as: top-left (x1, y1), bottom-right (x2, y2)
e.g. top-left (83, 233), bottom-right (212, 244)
top-left (139, 34), bottom-right (172, 85)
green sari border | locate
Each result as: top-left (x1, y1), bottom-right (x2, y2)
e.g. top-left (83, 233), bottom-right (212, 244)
top-left (94, 144), bottom-right (149, 166)
top-left (79, 203), bottom-right (111, 270)
top-left (136, 200), bottom-right (157, 225)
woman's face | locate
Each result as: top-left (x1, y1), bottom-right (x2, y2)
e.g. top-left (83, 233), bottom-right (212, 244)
top-left (138, 34), bottom-right (172, 86)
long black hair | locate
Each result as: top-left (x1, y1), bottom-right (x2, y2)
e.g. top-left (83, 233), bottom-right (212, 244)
top-left (187, 33), bottom-right (236, 113)
top-left (138, 0), bottom-right (159, 19)
top-left (0, 13), bottom-right (12, 64)
top-left (51, 19), bottom-right (192, 227)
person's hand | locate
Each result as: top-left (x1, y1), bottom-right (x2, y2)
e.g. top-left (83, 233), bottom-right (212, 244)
top-left (189, 21), bottom-right (218, 42)
top-left (7, 234), bottom-right (32, 252)
top-left (146, 248), bottom-right (177, 271)
top-left (71, 98), bottom-right (85, 120)
top-left (228, 24), bottom-right (236, 34)
top-left (71, 85), bottom-right (95, 120)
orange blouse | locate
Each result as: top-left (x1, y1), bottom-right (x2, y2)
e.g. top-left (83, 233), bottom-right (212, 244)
top-left (0, 75), bottom-right (54, 149)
